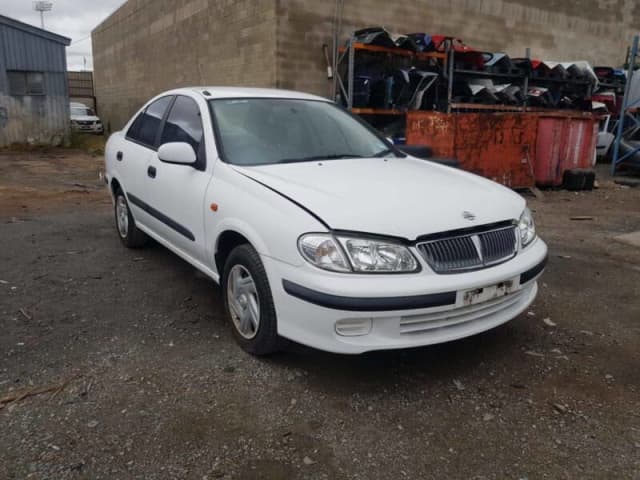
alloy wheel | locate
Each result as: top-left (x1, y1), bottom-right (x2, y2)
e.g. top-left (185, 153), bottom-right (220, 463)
top-left (116, 196), bottom-right (129, 238)
top-left (226, 265), bottom-right (260, 339)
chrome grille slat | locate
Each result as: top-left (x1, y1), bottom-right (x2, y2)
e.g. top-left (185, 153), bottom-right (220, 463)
top-left (417, 225), bottom-right (517, 274)
top-left (482, 230), bottom-right (495, 262)
top-left (480, 227), bottom-right (517, 265)
top-left (443, 239), bottom-right (454, 268)
top-left (451, 238), bottom-right (460, 270)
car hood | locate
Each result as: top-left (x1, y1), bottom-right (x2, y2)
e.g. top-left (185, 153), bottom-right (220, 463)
top-left (71, 115), bottom-right (100, 122)
top-left (232, 157), bottom-right (526, 239)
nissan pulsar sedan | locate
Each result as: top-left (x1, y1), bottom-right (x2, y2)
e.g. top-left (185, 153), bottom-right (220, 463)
top-left (104, 87), bottom-right (547, 355)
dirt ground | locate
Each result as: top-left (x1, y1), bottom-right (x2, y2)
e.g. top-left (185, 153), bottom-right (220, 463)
top-left (1, 148), bottom-right (639, 480)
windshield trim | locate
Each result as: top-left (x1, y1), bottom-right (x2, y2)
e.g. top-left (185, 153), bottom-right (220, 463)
top-left (207, 97), bottom-right (406, 167)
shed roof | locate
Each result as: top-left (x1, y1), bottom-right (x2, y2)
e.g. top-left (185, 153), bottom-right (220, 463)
top-left (0, 14), bottom-right (70, 45)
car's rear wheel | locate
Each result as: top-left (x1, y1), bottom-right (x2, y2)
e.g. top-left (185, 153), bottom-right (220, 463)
top-left (114, 188), bottom-right (148, 248)
top-left (222, 244), bottom-right (285, 355)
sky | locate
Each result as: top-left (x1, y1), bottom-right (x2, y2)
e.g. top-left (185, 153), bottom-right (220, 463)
top-left (1, 0), bottom-right (126, 70)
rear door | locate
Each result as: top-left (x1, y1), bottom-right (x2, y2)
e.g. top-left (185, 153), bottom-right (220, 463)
top-left (144, 94), bottom-right (211, 262)
top-left (119, 95), bottom-right (174, 230)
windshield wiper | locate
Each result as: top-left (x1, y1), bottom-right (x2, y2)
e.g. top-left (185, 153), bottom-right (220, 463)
top-left (277, 154), bottom-right (366, 164)
top-left (373, 147), bottom-right (394, 157)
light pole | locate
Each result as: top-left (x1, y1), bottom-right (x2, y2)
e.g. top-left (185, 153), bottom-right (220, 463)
top-left (33, 1), bottom-right (53, 29)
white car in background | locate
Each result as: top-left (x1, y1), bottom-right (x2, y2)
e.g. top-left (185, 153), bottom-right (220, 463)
top-left (596, 114), bottom-right (615, 161)
top-left (104, 87), bottom-right (548, 355)
top-left (70, 102), bottom-right (103, 134)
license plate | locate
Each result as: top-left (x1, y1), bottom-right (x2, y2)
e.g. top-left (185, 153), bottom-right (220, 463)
top-left (462, 279), bottom-right (517, 306)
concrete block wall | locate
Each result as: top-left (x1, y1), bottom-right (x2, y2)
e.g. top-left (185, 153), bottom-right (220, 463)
top-left (93, 0), bottom-right (637, 130)
top-left (275, 0), bottom-right (638, 98)
top-left (92, 0), bottom-right (277, 130)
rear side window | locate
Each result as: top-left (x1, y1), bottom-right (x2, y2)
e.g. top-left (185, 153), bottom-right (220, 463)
top-left (160, 96), bottom-right (204, 155)
top-left (127, 96), bottom-right (173, 148)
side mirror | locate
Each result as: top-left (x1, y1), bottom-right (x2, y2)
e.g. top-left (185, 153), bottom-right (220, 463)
top-left (158, 142), bottom-right (196, 165)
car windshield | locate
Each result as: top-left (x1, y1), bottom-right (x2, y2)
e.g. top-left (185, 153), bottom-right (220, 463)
top-left (209, 98), bottom-right (394, 165)
top-left (71, 107), bottom-right (95, 116)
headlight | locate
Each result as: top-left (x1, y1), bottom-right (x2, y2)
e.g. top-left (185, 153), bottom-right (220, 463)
top-left (298, 234), bottom-right (350, 272)
top-left (298, 234), bottom-right (419, 273)
top-left (518, 207), bottom-right (536, 247)
top-left (338, 237), bottom-right (419, 272)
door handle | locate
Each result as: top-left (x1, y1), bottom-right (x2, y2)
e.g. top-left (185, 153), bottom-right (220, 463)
top-left (116, 151), bottom-right (123, 161)
top-left (147, 166), bottom-right (157, 178)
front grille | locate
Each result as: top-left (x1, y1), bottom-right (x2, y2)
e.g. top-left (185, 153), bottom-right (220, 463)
top-left (76, 120), bottom-right (94, 126)
top-left (417, 226), bottom-right (517, 273)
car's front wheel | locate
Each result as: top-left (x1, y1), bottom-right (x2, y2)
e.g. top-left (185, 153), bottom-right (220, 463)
top-left (222, 244), bottom-right (285, 355)
top-left (114, 188), bottom-right (148, 248)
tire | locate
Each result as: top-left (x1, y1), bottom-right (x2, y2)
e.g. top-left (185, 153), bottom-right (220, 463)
top-left (583, 170), bottom-right (596, 191)
top-left (562, 169), bottom-right (585, 191)
top-left (563, 169), bottom-right (595, 191)
top-left (222, 244), bottom-right (286, 355)
top-left (114, 188), bottom-right (148, 248)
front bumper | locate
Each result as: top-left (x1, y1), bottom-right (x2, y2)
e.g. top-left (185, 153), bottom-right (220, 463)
top-left (263, 238), bottom-right (548, 354)
top-left (71, 123), bottom-right (103, 133)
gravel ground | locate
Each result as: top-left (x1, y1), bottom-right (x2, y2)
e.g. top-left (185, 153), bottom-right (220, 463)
top-left (1, 150), bottom-right (639, 479)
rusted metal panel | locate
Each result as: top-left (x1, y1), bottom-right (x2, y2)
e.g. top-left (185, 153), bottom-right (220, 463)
top-left (534, 112), bottom-right (598, 187)
top-left (564, 116), bottom-right (598, 170)
top-left (453, 114), bottom-right (536, 188)
top-left (407, 111), bottom-right (536, 188)
top-left (406, 112), bottom-right (455, 157)
top-left (534, 116), bottom-right (566, 186)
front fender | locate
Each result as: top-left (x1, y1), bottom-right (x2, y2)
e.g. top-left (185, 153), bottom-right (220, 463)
top-left (213, 217), bottom-right (272, 260)
top-left (205, 164), bottom-right (327, 274)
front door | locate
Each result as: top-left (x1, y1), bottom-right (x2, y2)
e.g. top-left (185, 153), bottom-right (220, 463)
top-left (144, 95), bottom-right (211, 263)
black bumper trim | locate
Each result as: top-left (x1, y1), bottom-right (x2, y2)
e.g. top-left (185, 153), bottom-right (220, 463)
top-left (520, 256), bottom-right (548, 285)
top-left (282, 279), bottom-right (456, 312)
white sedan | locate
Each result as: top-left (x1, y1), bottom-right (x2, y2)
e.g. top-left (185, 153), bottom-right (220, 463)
top-left (104, 87), bottom-right (548, 355)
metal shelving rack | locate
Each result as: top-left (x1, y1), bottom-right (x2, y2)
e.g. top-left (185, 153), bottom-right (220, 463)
top-left (611, 35), bottom-right (640, 174)
top-left (333, 39), bottom-right (446, 113)
top-left (333, 35), bottom-right (593, 118)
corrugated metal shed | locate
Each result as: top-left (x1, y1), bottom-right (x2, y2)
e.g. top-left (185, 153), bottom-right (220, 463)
top-left (0, 14), bottom-right (71, 147)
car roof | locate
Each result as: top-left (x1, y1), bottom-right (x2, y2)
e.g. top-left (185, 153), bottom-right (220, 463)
top-left (164, 86), bottom-right (331, 102)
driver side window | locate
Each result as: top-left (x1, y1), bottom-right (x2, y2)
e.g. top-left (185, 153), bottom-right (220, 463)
top-left (159, 95), bottom-right (205, 169)
top-left (160, 96), bottom-right (203, 154)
